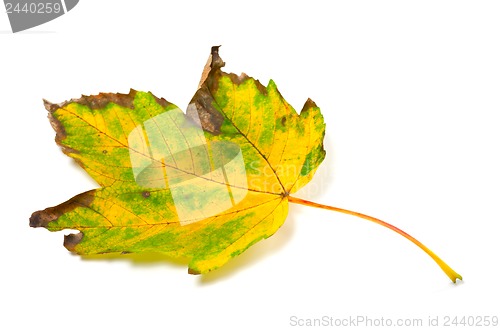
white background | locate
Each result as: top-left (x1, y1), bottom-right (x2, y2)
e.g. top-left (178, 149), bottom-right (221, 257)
top-left (1, 1), bottom-right (499, 329)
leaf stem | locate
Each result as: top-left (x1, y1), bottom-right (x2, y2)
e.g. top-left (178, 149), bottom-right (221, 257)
top-left (287, 195), bottom-right (462, 283)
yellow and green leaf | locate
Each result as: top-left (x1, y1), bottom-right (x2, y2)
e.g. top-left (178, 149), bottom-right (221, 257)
top-left (30, 47), bottom-right (325, 274)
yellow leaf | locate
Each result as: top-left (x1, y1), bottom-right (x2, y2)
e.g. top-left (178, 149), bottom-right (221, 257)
top-left (30, 47), bottom-right (325, 274)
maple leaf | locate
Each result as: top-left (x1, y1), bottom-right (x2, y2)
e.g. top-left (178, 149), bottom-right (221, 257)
top-left (30, 47), bottom-right (462, 282)
top-left (30, 47), bottom-right (325, 274)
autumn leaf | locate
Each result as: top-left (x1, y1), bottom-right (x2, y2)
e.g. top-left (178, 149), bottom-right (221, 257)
top-left (30, 47), bottom-right (462, 282)
top-left (30, 47), bottom-right (325, 274)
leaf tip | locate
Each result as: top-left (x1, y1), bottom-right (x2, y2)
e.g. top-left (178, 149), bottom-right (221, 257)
top-left (299, 98), bottom-right (321, 116)
top-left (43, 99), bottom-right (58, 112)
top-left (29, 209), bottom-right (57, 228)
top-left (29, 191), bottom-right (95, 229)
top-left (64, 232), bottom-right (83, 251)
top-left (188, 267), bottom-right (201, 275)
top-left (198, 45), bottom-right (225, 88)
top-left (303, 98), bottom-right (318, 109)
top-left (210, 45), bottom-right (224, 69)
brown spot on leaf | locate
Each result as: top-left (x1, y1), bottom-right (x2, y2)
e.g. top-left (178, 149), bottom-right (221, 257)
top-left (153, 95), bottom-right (171, 108)
top-left (188, 267), bottom-right (201, 275)
top-left (226, 72), bottom-right (248, 85)
top-left (191, 48), bottom-right (223, 134)
top-left (224, 72), bottom-right (268, 96)
top-left (29, 190), bottom-right (95, 228)
top-left (142, 191), bottom-right (151, 198)
top-left (187, 87), bottom-right (224, 135)
top-left (44, 89), bottom-right (138, 113)
top-left (75, 90), bottom-right (137, 109)
top-left (281, 116), bottom-right (287, 125)
top-left (43, 99), bottom-right (59, 112)
top-left (46, 103), bottom-right (79, 155)
top-left (47, 109), bottom-right (67, 143)
top-left (64, 232), bottom-right (83, 251)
